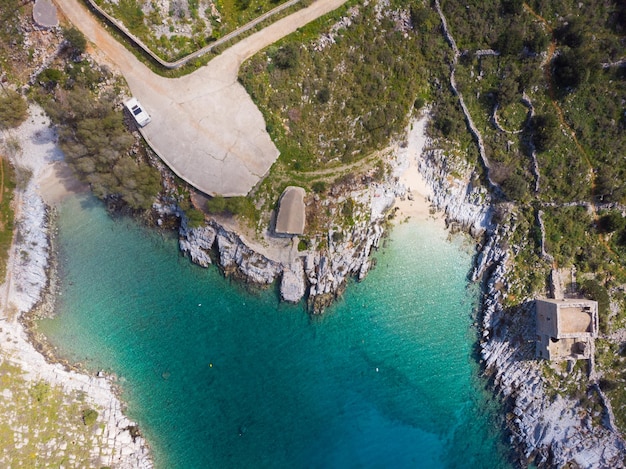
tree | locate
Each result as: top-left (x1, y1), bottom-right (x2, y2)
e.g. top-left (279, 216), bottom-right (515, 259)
top-left (555, 18), bottom-right (585, 49)
top-left (498, 74), bottom-right (519, 107)
top-left (186, 208), bottom-right (205, 228)
top-left (206, 195), bottom-right (227, 214)
top-left (502, 173), bottom-right (529, 201)
top-left (598, 211), bottom-right (625, 233)
top-left (0, 90), bottom-right (28, 129)
top-left (496, 26), bottom-right (524, 56)
top-left (273, 44), bottom-right (299, 70)
top-left (501, 0), bottom-right (523, 14)
top-left (530, 114), bottom-right (559, 152)
top-left (63, 27), bottom-right (86, 56)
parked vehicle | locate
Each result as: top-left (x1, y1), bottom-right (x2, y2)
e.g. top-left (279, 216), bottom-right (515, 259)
top-left (124, 97), bottom-right (151, 127)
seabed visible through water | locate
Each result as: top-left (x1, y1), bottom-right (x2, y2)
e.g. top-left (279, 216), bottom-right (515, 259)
top-left (39, 194), bottom-right (513, 468)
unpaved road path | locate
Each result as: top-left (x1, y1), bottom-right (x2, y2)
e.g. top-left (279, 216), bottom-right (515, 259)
top-left (54, 0), bottom-right (348, 196)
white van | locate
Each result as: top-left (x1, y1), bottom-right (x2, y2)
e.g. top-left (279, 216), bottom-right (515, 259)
top-left (124, 97), bottom-right (151, 127)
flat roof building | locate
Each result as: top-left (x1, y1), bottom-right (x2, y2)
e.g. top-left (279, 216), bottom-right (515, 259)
top-left (536, 298), bottom-right (598, 361)
top-left (275, 186), bottom-right (306, 236)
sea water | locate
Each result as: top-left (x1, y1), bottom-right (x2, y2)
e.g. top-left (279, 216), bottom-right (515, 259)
top-left (39, 194), bottom-right (513, 468)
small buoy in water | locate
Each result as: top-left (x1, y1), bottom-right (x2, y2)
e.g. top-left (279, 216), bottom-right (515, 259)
top-left (198, 304), bottom-right (202, 307)
top-left (375, 367), bottom-right (379, 372)
top-left (209, 363), bottom-right (213, 368)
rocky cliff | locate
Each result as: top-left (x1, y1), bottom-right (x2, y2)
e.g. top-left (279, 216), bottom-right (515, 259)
top-left (178, 194), bottom-right (388, 313)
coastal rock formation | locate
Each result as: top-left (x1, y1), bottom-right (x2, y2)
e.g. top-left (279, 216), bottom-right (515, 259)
top-left (179, 221), bottom-right (216, 268)
top-left (214, 226), bottom-right (282, 285)
top-left (179, 214), bottom-right (386, 312)
top-left (402, 110), bottom-right (626, 466)
top-left (477, 225), bottom-right (625, 467)
top-left (1, 107), bottom-right (152, 468)
top-left (280, 259), bottom-right (306, 303)
top-left (418, 147), bottom-right (492, 237)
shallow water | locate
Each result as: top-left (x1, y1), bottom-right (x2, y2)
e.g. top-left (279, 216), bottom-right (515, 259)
top-left (39, 194), bottom-right (512, 468)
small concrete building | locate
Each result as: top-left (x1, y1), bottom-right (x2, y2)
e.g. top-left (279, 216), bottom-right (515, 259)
top-left (536, 298), bottom-right (598, 361)
top-left (275, 186), bottom-right (306, 236)
top-left (33, 0), bottom-right (59, 29)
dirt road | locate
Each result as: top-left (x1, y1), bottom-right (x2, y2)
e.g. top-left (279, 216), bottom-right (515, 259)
top-left (53, 0), bottom-right (348, 196)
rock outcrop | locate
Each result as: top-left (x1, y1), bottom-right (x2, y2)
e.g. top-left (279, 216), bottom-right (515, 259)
top-left (178, 179), bottom-right (390, 313)
top-left (281, 259), bottom-right (305, 303)
top-left (477, 223), bottom-right (625, 467)
top-left (418, 146), bottom-right (492, 237)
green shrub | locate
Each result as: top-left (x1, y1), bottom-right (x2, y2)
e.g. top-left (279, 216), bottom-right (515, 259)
top-left (273, 44), bottom-right (299, 70)
top-left (82, 408), bottom-right (98, 426)
top-left (186, 208), bottom-right (205, 228)
top-left (29, 381), bottom-right (51, 403)
top-left (38, 69), bottom-right (64, 91)
top-left (598, 211), bottom-right (625, 233)
top-left (311, 181), bottom-right (326, 194)
top-left (63, 27), bottom-right (87, 56)
top-left (0, 91), bottom-right (28, 129)
top-left (530, 114), bottom-right (559, 152)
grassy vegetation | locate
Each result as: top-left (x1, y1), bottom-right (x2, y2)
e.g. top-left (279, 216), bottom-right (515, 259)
top-left (237, 0), bottom-right (441, 235)
top-left (94, 0), bottom-right (293, 62)
top-left (0, 91), bottom-right (28, 130)
top-left (0, 158), bottom-right (16, 282)
top-left (0, 360), bottom-right (105, 466)
top-left (241, 0), bottom-right (427, 172)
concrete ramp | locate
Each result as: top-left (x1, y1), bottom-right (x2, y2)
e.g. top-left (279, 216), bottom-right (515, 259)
top-left (56, 0), bottom-right (348, 196)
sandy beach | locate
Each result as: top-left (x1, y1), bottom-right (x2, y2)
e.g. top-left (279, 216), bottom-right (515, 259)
top-left (391, 114), bottom-right (444, 225)
top-left (0, 105), bottom-right (152, 468)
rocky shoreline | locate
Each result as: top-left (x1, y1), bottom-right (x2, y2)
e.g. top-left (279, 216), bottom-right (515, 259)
top-left (0, 107), bottom-right (152, 468)
top-left (178, 214), bottom-right (386, 313)
top-left (177, 111), bottom-right (626, 467)
top-left (5, 103), bottom-right (625, 467)
top-left (476, 222), bottom-right (626, 467)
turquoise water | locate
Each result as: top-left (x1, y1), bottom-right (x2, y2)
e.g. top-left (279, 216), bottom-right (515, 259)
top-left (40, 195), bottom-right (512, 468)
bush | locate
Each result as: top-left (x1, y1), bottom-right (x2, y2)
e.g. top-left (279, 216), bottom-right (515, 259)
top-left (501, 173), bottom-right (529, 201)
top-left (29, 381), bottom-right (50, 402)
top-left (496, 26), bottom-right (524, 56)
top-left (530, 114), bottom-right (559, 152)
top-left (0, 90), bottom-right (28, 129)
top-left (63, 27), bottom-right (86, 56)
top-left (206, 195), bottom-right (227, 214)
top-left (235, 0), bottom-right (251, 10)
top-left (38, 68), bottom-right (64, 89)
top-left (273, 44), bottom-right (299, 70)
top-left (311, 181), bottom-right (326, 194)
top-left (207, 196), bottom-right (257, 220)
top-left (599, 378), bottom-right (619, 392)
top-left (316, 88), bottom-right (330, 104)
top-left (598, 211), bottom-right (625, 233)
top-left (82, 408), bottom-right (98, 426)
top-left (186, 208), bottom-right (205, 228)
